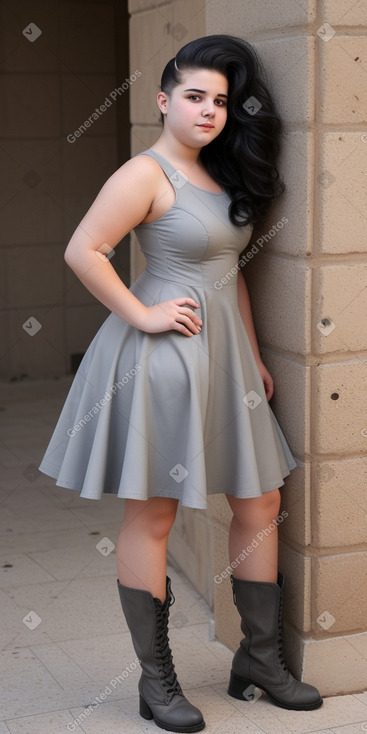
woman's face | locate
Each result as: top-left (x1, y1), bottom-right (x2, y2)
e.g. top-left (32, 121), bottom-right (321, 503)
top-left (160, 68), bottom-right (228, 148)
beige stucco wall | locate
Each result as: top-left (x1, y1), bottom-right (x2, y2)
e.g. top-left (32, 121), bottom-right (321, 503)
top-left (128, 0), bottom-right (367, 696)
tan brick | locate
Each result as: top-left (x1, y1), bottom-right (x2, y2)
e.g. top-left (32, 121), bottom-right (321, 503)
top-left (278, 460), bottom-right (311, 548)
top-left (131, 125), bottom-right (161, 156)
top-left (168, 506), bottom-right (212, 605)
top-left (129, 0), bottom-right (167, 12)
top-left (130, 9), bottom-right (174, 125)
top-left (320, 0), bottom-right (367, 26)
top-left (207, 0), bottom-right (316, 34)
top-left (245, 254), bottom-right (311, 355)
top-left (208, 493), bottom-right (233, 528)
top-left (279, 540), bottom-right (312, 632)
top-left (212, 524), bottom-right (242, 652)
top-left (254, 36), bottom-right (315, 124)
top-left (318, 133), bottom-right (367, 254)
top-left (320, 37), bottom-right (367, 123)
top-left (172, 0), bottom-right (205, 49)
top-left (260, 132), bottom-right (314, 258)
top-left (314, 263), bottom-right (367, 353)
top-left (313, 458), bottom-right (367, 548)
top-left (312, 361), bottom-right (367, 455)
top-left (260, 350), bottom-right (310, 458)
top-left (303, 631), bottom-right (367, 696)
top-left (314, 554), bottom-right (367, 634)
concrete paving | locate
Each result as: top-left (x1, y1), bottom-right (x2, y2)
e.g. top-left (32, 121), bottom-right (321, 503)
top-left (1, 377), bottom-right (366, 733)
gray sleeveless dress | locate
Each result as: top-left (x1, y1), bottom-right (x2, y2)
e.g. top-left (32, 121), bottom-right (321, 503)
top-left (38, 148), bottom-right (297, 509)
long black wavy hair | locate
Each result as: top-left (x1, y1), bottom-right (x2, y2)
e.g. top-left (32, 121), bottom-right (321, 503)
top-left (159, 34), bottom-right (284, 227)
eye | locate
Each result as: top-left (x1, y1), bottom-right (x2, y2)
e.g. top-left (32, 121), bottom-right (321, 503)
top-left (187, 95), bottom-right (227, 106)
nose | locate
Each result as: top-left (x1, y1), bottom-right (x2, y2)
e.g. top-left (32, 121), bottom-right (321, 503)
top-left (202, 100), bottom-right (216, 117)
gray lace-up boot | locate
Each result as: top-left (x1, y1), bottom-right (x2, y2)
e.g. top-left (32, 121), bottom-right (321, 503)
top-left (228, 572), bottom-right (323, 710)
top-left (117, 575), bottom-right (205, 732)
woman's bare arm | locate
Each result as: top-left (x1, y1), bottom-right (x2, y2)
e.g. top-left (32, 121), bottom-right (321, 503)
top-left (64, 156), bottom-right (202, 337)
top-left (64, 156), bottom-right (158, 330)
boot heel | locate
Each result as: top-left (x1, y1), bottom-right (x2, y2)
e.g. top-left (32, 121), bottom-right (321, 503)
top-left (139, 694), bottom-right (153, 720)
top-left (228, 670), bottom-right (254, 700)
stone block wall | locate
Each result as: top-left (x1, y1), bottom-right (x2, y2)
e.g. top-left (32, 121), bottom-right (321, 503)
top-left (0, 0), bottom-right (130, 379)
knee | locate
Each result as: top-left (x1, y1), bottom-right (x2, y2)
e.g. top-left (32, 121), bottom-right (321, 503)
top-left (149, 504), bottom-right (178, 539)
top-left (229, 488), bottom-right (281, 528)
top-left (262, 488), bottom-right (281, 516)
top-left (121, 498), bottom-right (178, 540)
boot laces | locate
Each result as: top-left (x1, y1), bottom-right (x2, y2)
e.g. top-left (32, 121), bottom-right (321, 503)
top-left (154, 595), bottom-right (182, 699)
top-left (277, 592), bottom-right (290, 672)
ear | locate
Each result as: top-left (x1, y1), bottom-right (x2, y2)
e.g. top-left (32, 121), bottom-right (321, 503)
top-left (157, 91), bottom-right (168, 115)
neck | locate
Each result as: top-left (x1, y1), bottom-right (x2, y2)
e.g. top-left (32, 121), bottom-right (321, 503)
top-left (151, 129), bottom-right (202, 166)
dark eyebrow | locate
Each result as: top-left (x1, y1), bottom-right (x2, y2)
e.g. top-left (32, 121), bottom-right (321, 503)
top-left (183, 88), bottom-right (228, 99)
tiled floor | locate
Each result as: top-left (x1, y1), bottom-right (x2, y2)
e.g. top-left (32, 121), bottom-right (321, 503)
top-left (1, 378), bottom-right (367, 734)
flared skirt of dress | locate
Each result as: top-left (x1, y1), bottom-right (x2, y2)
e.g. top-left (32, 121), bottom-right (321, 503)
top-left (38, 270), bottom-right (297, 509)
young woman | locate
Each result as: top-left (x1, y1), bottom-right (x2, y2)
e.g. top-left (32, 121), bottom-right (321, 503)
top-left (39, 34), bottom-right (322, 732)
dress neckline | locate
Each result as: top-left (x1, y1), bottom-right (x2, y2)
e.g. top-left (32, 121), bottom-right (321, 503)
top-left (146, 148), bottom-right (227, 196)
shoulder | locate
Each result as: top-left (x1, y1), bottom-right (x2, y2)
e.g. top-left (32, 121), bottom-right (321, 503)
top-left (113, 152), bottom-right (163, 184)
top-left (95, 152), bottom-right (163, 204)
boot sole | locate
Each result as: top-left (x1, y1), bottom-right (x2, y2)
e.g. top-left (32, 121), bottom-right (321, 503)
top-left (139, 694), bottom-right (205, 732)
top-left (228, 671), bottom-right (323, 711)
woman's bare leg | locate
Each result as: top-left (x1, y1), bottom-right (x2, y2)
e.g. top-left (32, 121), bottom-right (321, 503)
top-left (225, 489), bottom-right (281, 582)
top-left (116, 497), bottom-right (179, 602)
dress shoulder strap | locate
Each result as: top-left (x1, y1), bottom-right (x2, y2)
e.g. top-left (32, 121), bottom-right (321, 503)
top-left (136, 149), bottom-right (188, 190)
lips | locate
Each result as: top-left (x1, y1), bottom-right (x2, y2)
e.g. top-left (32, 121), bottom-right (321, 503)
top-left (198, 124), bottom-right (214, 129)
